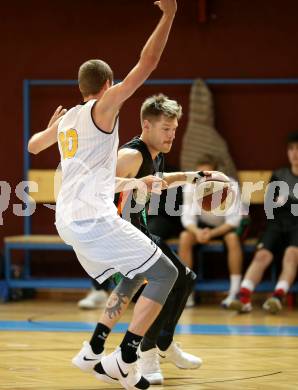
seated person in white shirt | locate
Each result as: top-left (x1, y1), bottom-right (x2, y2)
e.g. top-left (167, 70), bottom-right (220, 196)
top-left (178, 155), bottom-right (243, 308)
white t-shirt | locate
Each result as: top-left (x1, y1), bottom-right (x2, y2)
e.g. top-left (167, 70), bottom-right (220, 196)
top-left (181, 180), bottom-right (242, 229)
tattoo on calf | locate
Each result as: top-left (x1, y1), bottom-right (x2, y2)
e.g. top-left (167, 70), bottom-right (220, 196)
top-left (105, 292), bottom-right (128, 319)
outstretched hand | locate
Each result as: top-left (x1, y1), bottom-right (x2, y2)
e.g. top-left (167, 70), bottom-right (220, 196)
top-left (192, 170), bottom-right (230, 184)
top-left (140, 175), bottom-right (168, 194)
top-left (47, 105), bottom-right (67, 128)
top-left (154, 0), bottom-right (177, 17)
top-left (204, 171), bottom-right (230, 183)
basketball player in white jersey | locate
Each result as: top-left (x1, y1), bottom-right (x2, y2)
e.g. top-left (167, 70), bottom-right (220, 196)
top-left (28, 1), bottom-right (182, 389)
top-left (33, 96), bottom-right (230, 386)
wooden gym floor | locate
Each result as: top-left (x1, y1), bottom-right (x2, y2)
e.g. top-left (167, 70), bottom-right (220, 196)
top-left (0, 299), bottom-right (298, 390)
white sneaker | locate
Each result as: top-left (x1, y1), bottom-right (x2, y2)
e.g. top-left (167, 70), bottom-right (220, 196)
top-left (138, 347), bottom-right (163, 385)
top-left (72, 341), bottom-right (103, 372)
top-left (158, 341), bottom-right (202, 369)
top-left (96, 347), bottom-right (150, 390)
top-left (78, 289), bottom-right (109, 310)
top-left (221, 295), bottom-right (236, 309)
top-left (263, 297), bottom-right (282, 314)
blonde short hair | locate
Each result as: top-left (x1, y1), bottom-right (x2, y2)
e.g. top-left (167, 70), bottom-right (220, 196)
top-left (140, 94), bottom-right (182, 123)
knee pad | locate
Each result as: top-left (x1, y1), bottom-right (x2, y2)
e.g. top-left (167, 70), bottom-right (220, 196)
top-left (150, 233), bottom-right (196, 293)
top-left (140, 254), bottom-right (178, 305)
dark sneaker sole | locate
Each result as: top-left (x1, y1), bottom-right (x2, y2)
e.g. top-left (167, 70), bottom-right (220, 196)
top-left (226, 300), bottom-right (243, 311)
top-left (263, 300), bottom-right (282, 314)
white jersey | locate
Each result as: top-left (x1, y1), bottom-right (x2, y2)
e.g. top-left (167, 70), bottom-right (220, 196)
top-left (56, 99), bottom-right (119, 226)
top-left (54, 99), bottom-right (162, 283)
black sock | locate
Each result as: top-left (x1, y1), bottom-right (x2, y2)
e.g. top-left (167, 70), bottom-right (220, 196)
top-left (90, 323), bottom-right (111, 354)
top-left (156, 330), bottom-right (173, 351)
top-left (140, 336), bottom-right (156, 352)
top-left (120, 331), bottom-right (143, 363)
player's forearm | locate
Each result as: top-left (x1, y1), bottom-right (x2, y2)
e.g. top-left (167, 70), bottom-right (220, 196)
top-left (163, 172), bottom-right (186, 187)
top-left (140, 13), bottom-right (175, 69)
top-left (163, 171), bottom-right (204, 187)
top-left (27, 128), bottom-right (57, 154)
top-left (115, 177), bottom-right (141, 193)
top-left (210, 223), bottom-right (233, 238)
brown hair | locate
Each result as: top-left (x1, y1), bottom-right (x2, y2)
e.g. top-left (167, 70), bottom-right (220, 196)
top-left (140, 94), bottom-right (182, 123)
top-left (78, 59), bottom-right (113, 97)
top-left (287, 131), bottom-right (298, 145)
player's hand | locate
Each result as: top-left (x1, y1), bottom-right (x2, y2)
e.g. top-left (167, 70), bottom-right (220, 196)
top-left (193, 170), bottom-right (230, 184)
top-left (187, 171), bottom-right (212, 184)
top-left (47, 105), bottom-right (67, 128)
top-left (195, 228), bottom-right (212, 244)
top-left (200, 228), bottom-right (212, 243)
top-left (195, 228), bottom-right (206, 243)
top-left (154, 0), bottom-right (177, 17)
top-left (140, 175), bottom-right (168, 194)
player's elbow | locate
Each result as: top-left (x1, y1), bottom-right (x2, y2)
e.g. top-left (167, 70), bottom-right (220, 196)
top-left (27, 140), bottom-right (40, 155)
top-left (139, 55), bottom-right (159, 73)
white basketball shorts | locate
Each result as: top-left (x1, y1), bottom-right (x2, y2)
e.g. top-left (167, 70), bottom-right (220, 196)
top-left (56, 213), bottom-right (162, 284)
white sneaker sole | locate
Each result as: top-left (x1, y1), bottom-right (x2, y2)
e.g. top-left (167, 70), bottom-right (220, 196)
top-left (159, 355), bottom-right (202, 369)
top-left (143, 373), bottom-right (164, 385)
top-left (72, 360), bottom-right (95, 373)
top-left (94, 372), bottom-right (118, 385)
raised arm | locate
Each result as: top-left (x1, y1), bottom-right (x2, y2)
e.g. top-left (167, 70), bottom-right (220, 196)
top-left (93, 0), bottom-right (177, 131)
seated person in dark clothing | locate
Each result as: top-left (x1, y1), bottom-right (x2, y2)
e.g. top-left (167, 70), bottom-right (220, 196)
top-left (231, 131), bottom-right (298, 314)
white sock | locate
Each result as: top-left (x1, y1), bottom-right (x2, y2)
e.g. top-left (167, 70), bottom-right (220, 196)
top-left (228, 274), bottom-right (241, 297)
top-left (275, 280), bottom-right (289, 294)
top-left (241, 279), bottom-right (255, 292)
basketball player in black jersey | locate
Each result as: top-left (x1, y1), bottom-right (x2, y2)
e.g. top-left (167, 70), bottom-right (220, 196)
top-left (114, 94), bottom-right (204, 384)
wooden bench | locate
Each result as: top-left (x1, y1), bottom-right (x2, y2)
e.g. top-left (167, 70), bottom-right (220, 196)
top-left (5, 168), bottom-right (294, 300)
top-left (3, 235), bottom-right (91, 292)
top-left (1, 170), bottom-right (92, 299)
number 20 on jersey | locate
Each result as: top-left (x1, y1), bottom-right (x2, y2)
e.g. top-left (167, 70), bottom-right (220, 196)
top-left (58, 129), bottom-right (78, 159)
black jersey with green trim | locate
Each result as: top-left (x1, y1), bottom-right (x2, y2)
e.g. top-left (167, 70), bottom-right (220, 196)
top-left (267, 167), bottom-right (298, 224)
top-left (114, 136), bottom-right (164, 235)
